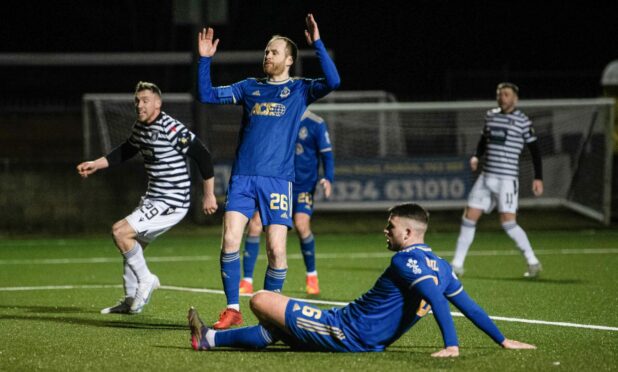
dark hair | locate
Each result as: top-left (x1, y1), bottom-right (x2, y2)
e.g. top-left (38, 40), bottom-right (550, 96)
top-left (134, 81), bottom-right (162, 97)
top-left (497, 82), bottom-right (519, 96)
top-left (388, 203), bottom-right (429, 225)
top-left (268, 35), bottom-right (298, 63)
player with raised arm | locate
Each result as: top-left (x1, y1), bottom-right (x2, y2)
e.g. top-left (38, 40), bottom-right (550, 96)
top-left (196, 14), bottom-right (340, 328)
top-left (240, 110), bottom-right (335, 296)
top-left (451, 82), bottom-right (543, 278)
top-left (187, 203), bottom-right (536, 356)
top-left (77, 81), bottom-right (217, 314)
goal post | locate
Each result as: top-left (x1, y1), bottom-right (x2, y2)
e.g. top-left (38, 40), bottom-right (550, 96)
top-left (307, 98), bottom-right (614, 224)
top-left (82, 93), bottom-right (614, 225)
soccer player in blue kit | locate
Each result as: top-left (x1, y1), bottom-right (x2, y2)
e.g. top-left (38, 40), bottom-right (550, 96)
top-left (188, 203), bottom-right (536, 356)
top-left (239, 110), bottom-right (334, 296)
top-left (197, 14), bottom-right (340, 329)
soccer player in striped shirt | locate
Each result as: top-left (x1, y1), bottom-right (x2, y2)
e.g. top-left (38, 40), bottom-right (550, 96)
top-left (239, 110), bottom-right (335, 296)
top-left (196, 14), bottom-right (340, 329)
top-left (451, 82), bottom-right (544, 278)
top-left (187, 203), bottom-right (536, 355)
top-left (77, 81), bottom-right (217, 314)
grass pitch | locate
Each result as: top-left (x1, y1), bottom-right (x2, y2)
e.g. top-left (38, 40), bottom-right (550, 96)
top-left (1, 226), bottom-right (617, 371)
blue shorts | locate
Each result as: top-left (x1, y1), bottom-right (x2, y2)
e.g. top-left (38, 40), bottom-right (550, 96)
top-left (225, 175), bottom-right (293, 228)
top-left (283, 299), bottom-right (362, 352)
top-left (293, 190), bottom-right (314, 216)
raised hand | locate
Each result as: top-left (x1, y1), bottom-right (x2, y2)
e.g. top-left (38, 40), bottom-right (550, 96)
top-left (198, 27), bottom-right (220, 57)
top-left (304, 13), bottom-right (321, 45)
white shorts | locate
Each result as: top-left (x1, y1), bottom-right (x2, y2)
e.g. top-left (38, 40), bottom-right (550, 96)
top-left (125, 199), bottom-right (188, 243)
top-left (467, 173), bottom-right (518, 214)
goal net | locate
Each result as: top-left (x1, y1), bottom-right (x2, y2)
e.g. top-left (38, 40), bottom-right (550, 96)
top-left (83, 94), bottom-right (614, 224)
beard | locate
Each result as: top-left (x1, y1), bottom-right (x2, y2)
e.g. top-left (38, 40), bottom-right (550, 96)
top-left (263, 60), bottom-right (286, 77)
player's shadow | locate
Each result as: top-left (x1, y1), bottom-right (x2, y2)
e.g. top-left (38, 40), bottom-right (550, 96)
top-left (0, 309), bottom-right (186, 330)
top-left (464, 275), bottom-right (584, 284)
top-left (0, 304), bottom-right (90, 313)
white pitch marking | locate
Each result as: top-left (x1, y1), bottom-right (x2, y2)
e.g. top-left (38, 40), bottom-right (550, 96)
top-left (0, 248), bottom-right (617, 265)
top-left (0, 284), bottom-right (616, 332)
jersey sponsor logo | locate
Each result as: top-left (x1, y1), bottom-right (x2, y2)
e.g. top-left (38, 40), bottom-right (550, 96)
top-left (489, 129), bottom-right (507, 144)
top-left (406, 258), bottom-right (422, 274)
top-left (251, 102), bottom-right (286, 117)
top-left (296, 143), bottom-right (304, 155)
top-left (251, 90), bottom-right (261, 96)
top-left (299, 126), bottom-right (308, 140)
top-left (280, 86), bottom-right (290, 98)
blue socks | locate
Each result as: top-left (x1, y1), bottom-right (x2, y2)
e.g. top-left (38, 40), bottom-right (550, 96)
top-left (264, 266), bottom-right (287, 292)
top-left (220, 251), bottom-right (241, 306)
top-left (214, 324), bottom-right (274, 349)
top-left (300, 234), bottom-right (316, 273)
top-left (242, 235), bottom-right (260, 279)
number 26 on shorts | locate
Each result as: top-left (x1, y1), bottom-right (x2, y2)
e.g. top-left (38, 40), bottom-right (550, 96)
top-left (269, 193), bottom-right (289, 211)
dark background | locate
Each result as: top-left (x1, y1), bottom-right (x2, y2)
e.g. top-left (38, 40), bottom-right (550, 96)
top-left (1, 0), bottom-right (617, 105)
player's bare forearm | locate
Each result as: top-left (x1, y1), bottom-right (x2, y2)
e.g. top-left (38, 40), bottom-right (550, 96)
top-left (76, 157), bottom-right (109, 178)
top-left (202, 177), bottom-right (218, 214)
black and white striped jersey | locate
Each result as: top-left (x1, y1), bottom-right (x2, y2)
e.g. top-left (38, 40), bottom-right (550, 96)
top-left (128, 112), bottom-right (195, 208)
top-left (481, 108), bottom-right (537, 180)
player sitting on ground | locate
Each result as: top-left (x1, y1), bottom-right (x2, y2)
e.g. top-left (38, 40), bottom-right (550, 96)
top-left (188, 203), bottom-right (536, 356)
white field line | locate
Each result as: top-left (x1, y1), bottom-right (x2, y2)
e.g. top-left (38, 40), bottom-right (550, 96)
top-left (0, 283), bottom-right (616, 332)
top-left (0, 248), bottom-right (617, 265)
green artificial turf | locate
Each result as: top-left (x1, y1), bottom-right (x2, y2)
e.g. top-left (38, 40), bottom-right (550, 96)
top-left (0, 228), bottom-right (617, 371)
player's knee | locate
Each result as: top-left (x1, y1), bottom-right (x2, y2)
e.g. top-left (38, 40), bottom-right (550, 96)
top-left (250, 291), bottom-right (271, 314)
top-left (223, 230), bottom-right (243, 249)
top-left (111, 221), bottom-right (127, 242)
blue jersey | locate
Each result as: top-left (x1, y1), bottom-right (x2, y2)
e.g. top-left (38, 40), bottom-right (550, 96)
top-left (198, 39), bottom-right (340, 182)
top-left (294, 111), bottom-right (334, 192)
top-left (336, 244), bottom-right (461, 351)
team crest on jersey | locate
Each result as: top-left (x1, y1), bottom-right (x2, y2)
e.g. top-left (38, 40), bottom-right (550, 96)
top-left (299, 126), bottom-right (308, 140)
top-left (177, 132), bottom-right (191, 148)
top-left (406, 259), bottom-right (422, 274)
top-left (251, 90), bottom-right (261, 96)
top-left (251, 102), bottom-right (286, 117)
top-left (280, 86), bottom-right (290, 98)
top-left (296, 143), bottom-right (304, 155)
top-left (150, 131), bottom-right (159, 141)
